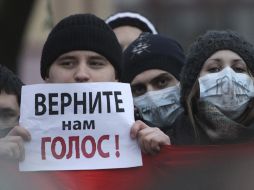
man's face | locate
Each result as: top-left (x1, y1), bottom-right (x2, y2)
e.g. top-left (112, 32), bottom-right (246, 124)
top-left (130, 69), bottom-right (179, 97)
top-left (0, 91), bottom-right (19, 137)
top-left (113, 26), bottom-right (143, 50)
top-left (45, 50), bottom-right (117, 83)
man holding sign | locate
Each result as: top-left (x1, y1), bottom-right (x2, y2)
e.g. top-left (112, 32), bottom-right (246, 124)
top-left (7, 13), bottom-right (170, 166)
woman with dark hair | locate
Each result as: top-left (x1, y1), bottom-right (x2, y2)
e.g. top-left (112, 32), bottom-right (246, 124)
top-left (171, 30), bottom-right (254, 145)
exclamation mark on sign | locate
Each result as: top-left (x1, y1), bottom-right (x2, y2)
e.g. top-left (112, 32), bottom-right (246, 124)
top-left (115, 135), bottom-right (120, 158)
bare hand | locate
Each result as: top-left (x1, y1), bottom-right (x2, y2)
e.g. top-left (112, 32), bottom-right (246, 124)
top-left (130, 120), bottom-right (170, 155)
top-left (0, 126), bottom-right (31, 161)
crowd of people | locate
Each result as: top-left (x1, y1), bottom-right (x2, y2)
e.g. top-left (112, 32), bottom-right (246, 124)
top-left (1, 11), bottom-right (254, 189)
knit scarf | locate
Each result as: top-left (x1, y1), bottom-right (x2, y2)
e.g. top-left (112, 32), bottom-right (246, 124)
top-left (194, 100), bottom-right (254, 144)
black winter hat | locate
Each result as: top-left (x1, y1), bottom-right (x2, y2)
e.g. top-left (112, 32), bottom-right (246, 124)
top-left (180, 30), bottom-right (254, 106)
top-left (40, 13), bottom-right (122, 79)
top-left (121, 33), bottom-right (185, 83)
top-left (106, 12), bottom-right (158, 34)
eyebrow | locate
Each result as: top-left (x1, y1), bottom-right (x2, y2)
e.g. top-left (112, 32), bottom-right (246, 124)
top-left (207, 58), bottom-right (244, 61)
top-left (88, 55), bottom-right (108, 61)
top-left (56, 55), bottom-right (76, 61)
top-left (233, 59), bottom-right (245, 63)
top-left (203, 59), bottom-right (221, 67)
top-left (132, 72), bottom-right (172, 86)
top-left (131, 83), bottom-right (145, 89)
top-left (57, 55), bottom-right (108, 61)
top-left (150, 73), bottom-right (173, 83)
top-left (207, 58), bottom-right (220, 61)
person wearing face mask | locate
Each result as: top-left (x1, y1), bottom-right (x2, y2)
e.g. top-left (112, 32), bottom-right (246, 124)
top-left (172, 30), bottom-right (254, 145)
top-left (0, 65), bottom-right (25, 160)
top-left (121, 33), bottom-right (185, 134)
top-left (0, 65), bottom-right (23, 138)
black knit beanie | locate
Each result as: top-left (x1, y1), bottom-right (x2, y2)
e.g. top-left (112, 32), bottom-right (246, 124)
top-left (180, 30), bottom-right (254, 106)
top-left (40, 13), bottom-right (122, 79)
top-left (105, 12), bottom-right (158, 34)
top-left (121, 33), bottom-right (185, 83)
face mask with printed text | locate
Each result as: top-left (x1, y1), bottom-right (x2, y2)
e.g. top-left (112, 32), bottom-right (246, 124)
top-left (134, 85), bottom-right (183, 130)
top-left (198, 67), bottom-right (254, 119)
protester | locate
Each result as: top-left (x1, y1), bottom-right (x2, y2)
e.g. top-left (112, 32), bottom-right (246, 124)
top-left (121, 33), bottom-right (185, 134)
top-left (171, 30), bottom-right (254, 145)
top-left (7, 13), bottom-right (170, 161)
top-left (0, 65), bottom-right (26, 161)
top-left (106, 11), bottom-right (157, 50)
top-left (0, 65), bottom-right (23, 138)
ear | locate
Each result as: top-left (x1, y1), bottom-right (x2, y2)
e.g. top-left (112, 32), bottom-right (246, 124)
top-left (43, 68), bottom-right (51, 83)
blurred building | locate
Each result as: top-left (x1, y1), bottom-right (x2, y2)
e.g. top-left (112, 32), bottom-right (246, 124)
top-left (18, 0), bottom-right (254, 84)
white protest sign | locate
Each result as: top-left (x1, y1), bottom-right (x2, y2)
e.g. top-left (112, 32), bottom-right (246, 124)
top-left (19, 82), bottom-right (142, 171)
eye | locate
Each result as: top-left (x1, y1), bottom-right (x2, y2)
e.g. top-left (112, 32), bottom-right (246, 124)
top-left (232, 65), bottom-right (247, 73)
top-left (158, 78), bottom-right (169, 88)
top-left (207, 66), bottom-right (221, 73)
top-left (202, 60), bottom-right (222, 74)
top-left (233, 67), bottom-right (246, 73)
top-left (88, 60), bottom-right (107, 68)
top-left (58, 60), bottom-right (76, 68)
top-left (154, 76), bottom-right (171, 89)
top-left (131, 84), bottom-right (146, 97)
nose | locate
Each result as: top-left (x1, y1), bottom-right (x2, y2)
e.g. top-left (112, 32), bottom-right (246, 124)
top-left (147, 84), bottom-right (155, 92)
top-left (74, 64), bottom-right (91, 83)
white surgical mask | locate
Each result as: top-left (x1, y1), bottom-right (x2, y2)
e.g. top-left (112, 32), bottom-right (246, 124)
top-left (134, 84), bottom-right (183, 130)
top-left (198, 67), bottom-right (254, 119)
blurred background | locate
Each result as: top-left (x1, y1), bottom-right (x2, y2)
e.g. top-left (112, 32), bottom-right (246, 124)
top-left (1, 0), bottom-right (254, 84)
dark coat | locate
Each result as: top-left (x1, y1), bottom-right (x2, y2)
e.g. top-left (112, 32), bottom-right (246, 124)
top-left (168, 113), bottom-right (213, 145)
